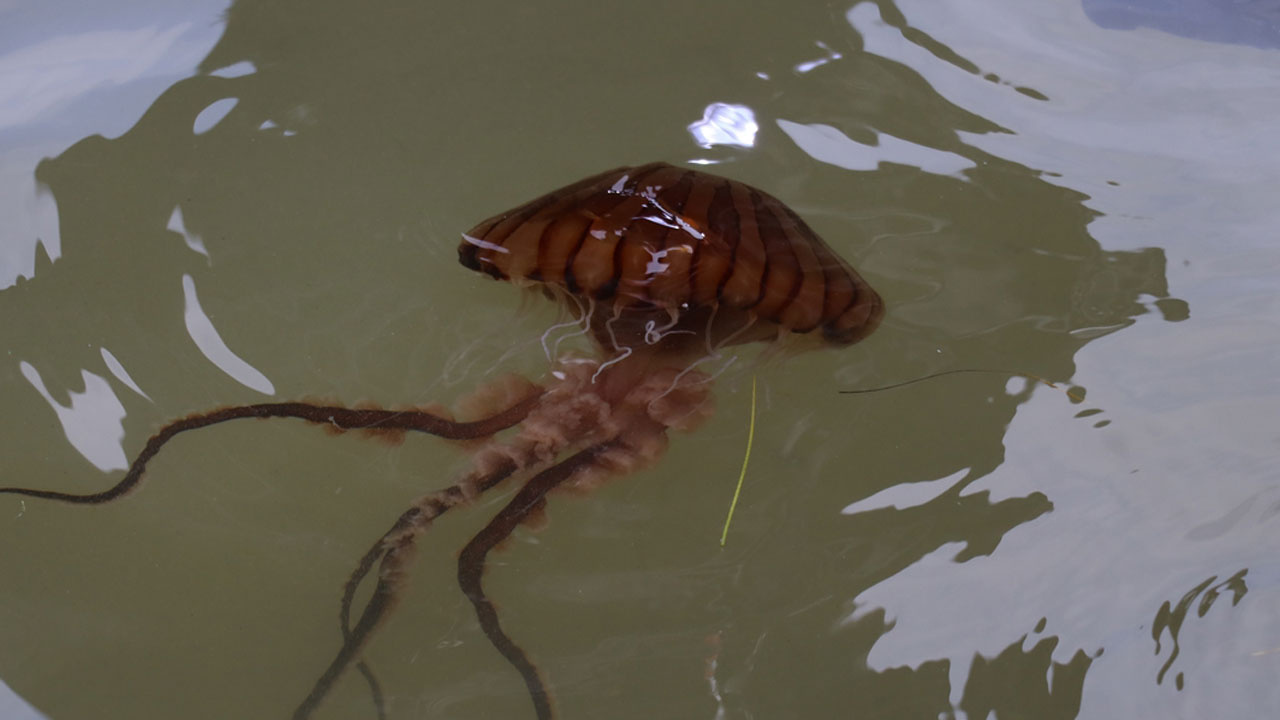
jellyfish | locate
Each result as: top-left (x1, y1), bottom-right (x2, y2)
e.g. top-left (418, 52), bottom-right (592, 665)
top-left (0, 162), bottom-right (882, 719)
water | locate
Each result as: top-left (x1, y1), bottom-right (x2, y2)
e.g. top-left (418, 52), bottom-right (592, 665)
top-left (1, 0), bottom-right (1277, 718)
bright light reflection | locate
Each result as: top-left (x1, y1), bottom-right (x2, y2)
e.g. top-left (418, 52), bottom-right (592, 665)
top-left (166, 206), bottom-right (209, 259)
top-left (688, 103), bottom-right (758, 149)
top-left (840, 468), bottom-right (969, 514)
top-left (100, 347), bottom-right (150, 401)
top-left (192, 97), bottom-right (238, 134)
top-left (0, 158), bottom-right (60, 290)
top-left (0, 676), bottom-right (48, 720)
top-left (208, 60), bottom-right (256, 78)
top-left (182, 274), bottom-right (275, 395)
top-left (794, 40), bottom-right (843, 73)
top-left (776, 119), bottom-right (975, 177)
top-left (19, 362), bottom-right (127, 472)
top-left (0, 24), bottom-right (192, 132)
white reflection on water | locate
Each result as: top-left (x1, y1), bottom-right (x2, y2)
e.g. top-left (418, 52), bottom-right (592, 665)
top-left (688, 102), bottom-right (758, 149)
top-left (18, 361), bottom-right (126, 472)
top-left (849, 1), bottom-right (1280, 208)
top-left (99, 346), bottom-right (149, 400)
top-left (166, 206), bottom-right (209, 260)
top-left (794, 40), bottom-right (843, 73)
top-left (192, 96), bottom-right (238, 134)
top-left (208, 60), bottom-right (256, 78)
top-left (0, 24), bottom-right (190, 132)
top-left (777, 118), bottom-right (976, 176)
top-left (0, 158), bottom-right (58, 289)
top-left (0, 677), bottom-right (47, 720)
top-left (0, 5), bottom-right (226, 289)
top-left (833, 2), bottom-right (1280, 716)
top-left (840, 467), bottom-right (968, 513)
top-left (181, 274), bottom-right (275, 395)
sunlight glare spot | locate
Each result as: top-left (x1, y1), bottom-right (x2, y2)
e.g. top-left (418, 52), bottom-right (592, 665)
top-left (688, 103), bottom-right (758, 149)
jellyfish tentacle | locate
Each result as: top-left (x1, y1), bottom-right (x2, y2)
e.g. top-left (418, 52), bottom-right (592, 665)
top-left (457, 439), bottom-right (623, 720)
top-left (335, 502), bottom-right (451, 720)
top-left (540, 291), bottom-right (590, 361)
top-left (552, 297), bottom-right (596, 358)
top-left (292, 530), bottom-right (415, 720)
top-left (642, 307), bottom-right (696, 346)
top-left (591, 308), bottom-right (634, 383)
top-left (0, 395), bottom-right (541, 505)
top-left (339, 508), bottom-right (422, 720)
top-left (299, 458), bottom-right (525, 720)
top-left (644, 308), bottom-right (758, 408)
top-left (448, 374), bottom-right (709, 716)
top-left (328, 358), bottom-right (614, 704)
top-left (353, 662), bottom-right (386, 720)
top-left (340, 502), bottom-right (451, 640)
top-left (337, 482), bottom-right (492, 646)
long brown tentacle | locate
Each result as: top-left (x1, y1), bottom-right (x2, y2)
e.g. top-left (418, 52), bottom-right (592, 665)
top-left (353, 663), bottom-right (386, 720)
top-left (337, 497), bottom-right (469, 720)
top-left (295, 457), bottom-right (524, 720)
top-left (0, 395), bottom-right (541, 504)
top-left (292, 527), bottom-right (416, 720)
top-left (0, 395), bottom-right (539, 715)
top-left (457, 439), bottom-right (622, 720)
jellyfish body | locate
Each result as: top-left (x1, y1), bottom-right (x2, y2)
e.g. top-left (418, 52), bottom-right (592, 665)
top-left (1, 163), bottom-right (882, 720)
top-left (461, 162), bottom-right (883, 358)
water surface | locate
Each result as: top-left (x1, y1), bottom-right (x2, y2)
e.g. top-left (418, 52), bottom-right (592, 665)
top-left (1, 0), bottom-right (1277, 718)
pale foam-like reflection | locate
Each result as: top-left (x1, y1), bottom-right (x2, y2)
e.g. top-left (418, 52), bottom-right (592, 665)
top-left (208, 60), bottom-right (256, 78)
top-left (192, 96), bottom-right (238, 134)
top-left (840, 467), bottom-right (967, 514)
top-left (18, 361), bottom-right (127, 472)
top-left (181, 274), bottom-right (275, 395)
top-left (1082, 0), bottom-right (1280, 50)
top-left (166, 206), bottom-right (209, 259)
top-left (0, 24), bottom-right (190, 132)
top-left (794, 40), bottom-right (843, 73)
top-left (0, 677), bottom-right (47, 720)
top-left (834, 3), bottom-right (1280, 715)
top-left (849, 1), bottom-right (1280, 208)
top-left (687, 102), bottom-right (758, 149)
top-left (99, 346), bottom-right (150, 400)
top-left (0, 156), bottom-right (59, 289)
top-left (0, 5), bottom-right (226, 289)
top-left (777, 118), bottom-right (975, 176)
top-left (846, 337), bottom-right (1280, 715)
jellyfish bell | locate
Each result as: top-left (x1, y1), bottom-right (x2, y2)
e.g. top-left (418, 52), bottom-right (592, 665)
top-left (459, 162), bottom-right (884, 390)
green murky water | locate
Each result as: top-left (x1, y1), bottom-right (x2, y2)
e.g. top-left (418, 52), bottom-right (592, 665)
top-left (1, 1), bottom-right (1277, 718)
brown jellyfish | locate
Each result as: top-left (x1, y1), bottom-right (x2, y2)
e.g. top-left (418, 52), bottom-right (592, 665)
top-left (0, 162), bottom-right (882, 719)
